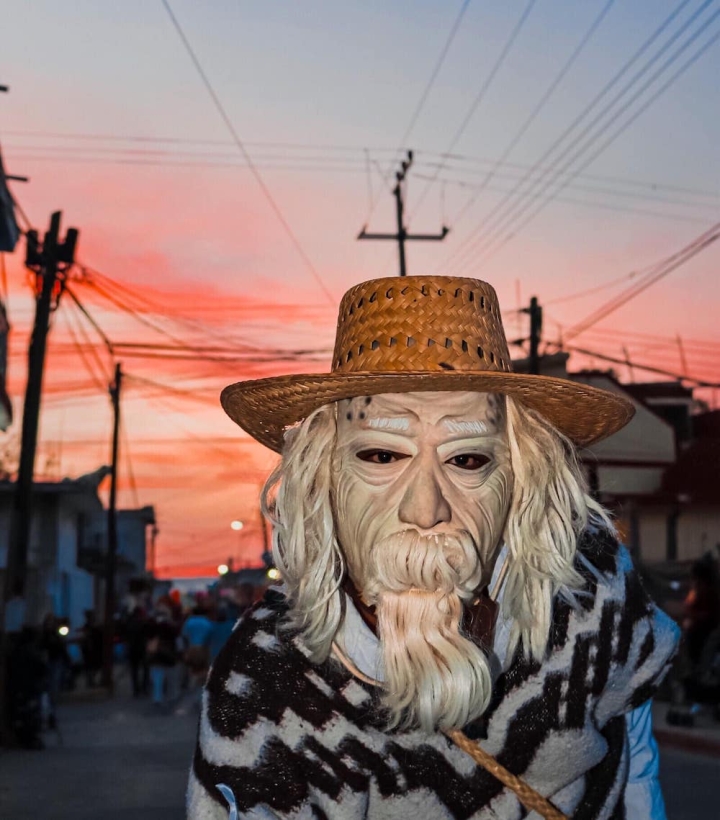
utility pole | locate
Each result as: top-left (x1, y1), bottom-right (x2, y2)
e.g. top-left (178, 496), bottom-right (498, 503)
top-left (102, 362), bottom-right (122, 692)
top-left (522, 296), bottom-right (543, 375)
top-left (1, 212), bottom-right (77, 745)
top-left (6, 213), bottom-right (78, 599)
top-left (357, 151), bottom-right (449, 276)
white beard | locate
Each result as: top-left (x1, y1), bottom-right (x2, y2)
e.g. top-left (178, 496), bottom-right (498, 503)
top-left (364, 530), bottom-right (493, 733)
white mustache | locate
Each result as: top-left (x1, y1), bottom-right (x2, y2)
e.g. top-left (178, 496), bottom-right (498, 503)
top-left (364, 529), bottom-right (483, 603)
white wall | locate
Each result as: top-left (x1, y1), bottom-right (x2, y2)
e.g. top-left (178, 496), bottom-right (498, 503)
top-left (598, 466), bottom-right (664, 496)
top-left (574, 374), bottom-right (676, 464)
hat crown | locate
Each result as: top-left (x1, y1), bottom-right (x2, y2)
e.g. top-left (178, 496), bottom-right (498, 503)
top-left (332, 276), bottom-right (512, 375)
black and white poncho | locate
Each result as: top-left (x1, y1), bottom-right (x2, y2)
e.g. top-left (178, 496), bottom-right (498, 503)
top-left (188, 532), bottom-right (678, 819)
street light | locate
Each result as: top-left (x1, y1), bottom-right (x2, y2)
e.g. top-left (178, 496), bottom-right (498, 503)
top-left (218, 563), bottom-right (229, 576)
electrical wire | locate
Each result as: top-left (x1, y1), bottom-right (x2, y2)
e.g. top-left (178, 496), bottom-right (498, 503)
top-left (413, 172), bottom-right (712, 226)
top-left (447, 0), bottom-right (617, 231)
top-left (469, 7), bottom-right (720, 269)
top-left (120, 417), bottom-right (140, 508)
top-left (364, 0), bottom-right (473, 223)
top-left (160, 0), bottom-right (335, 305)
top-left (64, 286), bottom-right (114, 355)
top-left (59, 305), bottom-right (108, 394)
top-left (444, 0), bottom-right (720, 276)
top-left (564, 220), bottom-right (720, 340)
top-left (557, 342), bottom-right (720, 387)
top-left (408, 0), bottom-right (538, 223)
top-left (439, 0), bottom-right (703, 274)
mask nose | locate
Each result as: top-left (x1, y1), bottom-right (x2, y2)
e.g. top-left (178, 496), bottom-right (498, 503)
top-left (398, 463), bottom-right (451, 530)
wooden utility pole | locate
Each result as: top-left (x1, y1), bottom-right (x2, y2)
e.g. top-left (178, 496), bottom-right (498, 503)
top-left (102, 362), bottom-right (122, 691)
top-left (523, 296), bottom-right (543, 375)
top-left (5, 212), bottom-right (77, 599)
top-left (357, 151), bottom-right (449, 276)
top-left (1, 212), bottom-right (77, 745)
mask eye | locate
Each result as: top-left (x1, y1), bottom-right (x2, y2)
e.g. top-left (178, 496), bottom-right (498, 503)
top-left (357, 449), bottom-right (409, 465)
top-left (446, 453), bottom-right (490, 471)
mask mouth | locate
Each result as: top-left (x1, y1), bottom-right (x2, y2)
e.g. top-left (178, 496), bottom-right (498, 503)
top-left (363, 528), bottom-right (483, 605)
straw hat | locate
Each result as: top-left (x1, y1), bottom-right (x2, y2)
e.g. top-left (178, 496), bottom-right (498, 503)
top-left (221, 276), bottom-right (634, 452)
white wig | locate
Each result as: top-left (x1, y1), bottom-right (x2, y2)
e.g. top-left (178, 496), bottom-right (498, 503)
top-left (261, 395), bottom-right (612, 666)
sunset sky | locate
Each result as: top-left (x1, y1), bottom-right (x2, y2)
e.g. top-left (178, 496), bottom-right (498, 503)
top-left (1, 0), bottom-right (719, 576)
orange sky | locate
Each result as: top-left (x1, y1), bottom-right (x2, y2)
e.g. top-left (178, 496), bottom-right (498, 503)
top-left (2, 1), bottom-right (720, 576)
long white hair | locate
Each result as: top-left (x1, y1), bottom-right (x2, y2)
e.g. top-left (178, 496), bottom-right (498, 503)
top-left (261, 394), bottom-right (612, 713)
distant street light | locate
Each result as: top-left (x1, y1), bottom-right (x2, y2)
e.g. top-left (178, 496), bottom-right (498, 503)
top-left (230, 520), bottom-right (244, 531)
top-left (218, 564), bottom-right (229, 576)
top-left (267, 568), bottom-right (281, 581)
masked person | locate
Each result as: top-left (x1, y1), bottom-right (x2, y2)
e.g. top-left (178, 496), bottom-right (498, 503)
top-left (188, 277), bottom-right (679, 820)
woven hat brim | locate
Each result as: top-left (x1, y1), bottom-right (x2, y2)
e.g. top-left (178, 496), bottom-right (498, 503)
top-left (220, 370), bottom-right (635, 453)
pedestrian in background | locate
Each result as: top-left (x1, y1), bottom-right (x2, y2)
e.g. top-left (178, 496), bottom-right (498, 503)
top-left (683, 556), bottom-right (720, 668)
top-left (39, 613), bottom-right (70, 728)
top-left (124, 606), bottom-right (150, 698)
top-left (79, 610), bottom-right (103, 688)
top-left (146, 605), bottom-right (179, 708)
top-left (181, 604), bottom-right (213, 688)
top-left (208, 602), bottom-right (240, 663)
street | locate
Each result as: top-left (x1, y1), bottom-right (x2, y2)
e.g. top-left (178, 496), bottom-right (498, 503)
top-left (0, 691), bottom-right (197, 820)
top-left (0, 690), bottom-right (718, 819)
top-left (660, 749), bottom-right (720, 820)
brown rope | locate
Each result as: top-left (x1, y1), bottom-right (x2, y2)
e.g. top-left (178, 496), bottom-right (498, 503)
top-left (445, 729), bottom-right (568, 820)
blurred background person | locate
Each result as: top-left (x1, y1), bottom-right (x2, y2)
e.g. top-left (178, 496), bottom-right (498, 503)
top-left (79, 610), bottom-right (103, 689)
top-left (8, 626), bottom-right (47, 750)
top-left (208, 601), bottom-right (240, 664)
top-left (179, 604), bottom-right (213, 710)
top-left (683, 556), bottom-right (720, 669)
top-left (39, 614), bottom-right (70, 729)
top-left (123, 606), bottom-right (150, 698)
top-left (146, 604), bottom-right (180, 708)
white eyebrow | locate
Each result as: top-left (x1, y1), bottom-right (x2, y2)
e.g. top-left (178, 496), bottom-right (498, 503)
top-left (367, 417), bottom-right (410, 431)
top-left (444, 419), bottom-right (488, 435)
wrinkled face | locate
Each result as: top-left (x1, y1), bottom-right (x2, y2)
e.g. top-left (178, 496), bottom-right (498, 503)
top-left (332, 391), bottom-right (513, 599)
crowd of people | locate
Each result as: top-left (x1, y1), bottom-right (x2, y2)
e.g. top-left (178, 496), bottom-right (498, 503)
top-left (124, 594), bottom-right (244, 710)
top-left (3, 586), bottom-right (252, 748)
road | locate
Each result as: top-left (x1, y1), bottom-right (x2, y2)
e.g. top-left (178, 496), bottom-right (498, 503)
top-left (0, 691), bottom-right (197, 820)
top-left (660, 748), bottom-right (720, 820)
top-left (0, 690), bottom-right (718, 819)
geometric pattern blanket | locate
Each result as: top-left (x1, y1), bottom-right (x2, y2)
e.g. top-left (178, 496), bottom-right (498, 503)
top-left (188, 531), bottom-right (679, 819)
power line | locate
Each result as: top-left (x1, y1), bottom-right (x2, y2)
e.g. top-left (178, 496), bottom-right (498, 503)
top-left (8, 139), bottom-right (720, 203)
top-left (439, 0), bottom-right (704, 274)
top-left (564, 220), bottom-right (720, 340)
top-left (560, 342), bottom-right (720, 388)
top-left (469, 6), bottom-right (720, 269)
top-left (120, 418), bottom-right (140, 508)
top-left (59, 305), bottom-right (108, 394)
top-left (409, 0), bottom-right (538, 222)
top-left (413, 171), bottom-right (713, 226)
top-left (64, 286), bottom-right (114, 355)
top-left (446, 0), bottom-right (617, 231)
top-left (160, 0), bottom-right (335, 305)
top-left (365, 0), bottom-right (473, 222)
